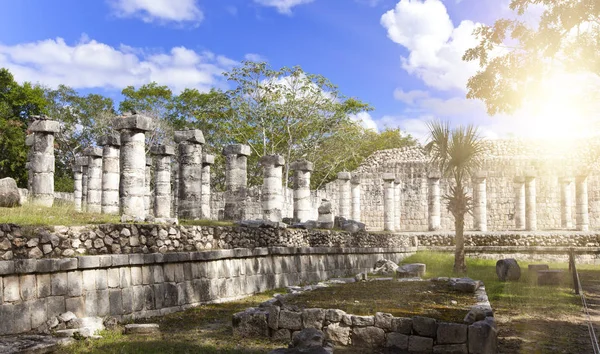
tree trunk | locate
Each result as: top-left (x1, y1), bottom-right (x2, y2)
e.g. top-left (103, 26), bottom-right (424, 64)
top-left (453, 213), bottom-right (467, 274)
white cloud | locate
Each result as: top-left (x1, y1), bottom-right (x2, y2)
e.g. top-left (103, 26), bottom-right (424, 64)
top-left (380, 0), bottom-right (481, 91)
top-left (0, 37), bottom-right (237, 93)
top-left (253, 0), bottom-right (315, 15)
top-left (244, 53), bottom-right (268, 62)
top-left (393, 88), bottom-right (429, 104)
top-left (108, 0), bottom-right (203, 25)
top-left (350, 112), bottom-right (379, 132)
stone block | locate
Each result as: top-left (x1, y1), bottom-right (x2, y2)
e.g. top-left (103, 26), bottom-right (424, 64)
top-left (132, 286), bottom-right (145, 312)
top-left (271, 328), bottom-right (291, 342)
top-left (468, 317), bottom-right (498, 354)
top-left (409, 335), bottom-right (434, 353)
top-left (413, 316), bottom-right (437, 338)
top-left (51, 273), bottom-right (68, 296)
top-left (78, 256), bottom-right (100, 269)
top-left (374, 312), bottom-right (394, 331)
top-left (15, 259), bottom-right (37, 274)
top-left (386, 332), bottom-right (409, 350)
top-left (129, 254), bottom-right (145, 265)
top-left (382, 173), bottom-right (396, 181)
top-left (437, 322), bottom-right (468, 344)
top-left (302, 308), bottom-right (325, 329)
top-left (81, 270), bottom-right (96, 291)
top-left (538, 270), bottom-right (565, 286)
top-left (174, 129), bottom-right (205, 144)
top-left (325, 309), bottom-right (346, 322)
top-left (202, 154), bottom-right (215, 165)
top-left (112, 254), bottom-right (129, 266)
top-left (141, 266), bottom-right (152, 285)
top-left (47, 296), bottom-right (66, 318)
top-left (279, 309), bottom-right (302, 330)
top-left (99, 255), bottom-right (112, 267)
top-left (96, 290), bottom-right (110, 316)
top-left (352, 315), bottom-right (374, 327)
top-left (65, 297), bottom-right (85, 318)
top-left (36, 273), bottom-right (51, 298)
top-left (36, 259), bottom-right (58, 273)
top-left (29, 298), bottom-right (47, 328)
top-left (151, 145), bottom-right (176, 156)
top-left (528, 264), bottom-right (549, 272)
top-left (391, 317), bottom-right (412, 334)
top-left (124, 323), bottom-right (160, 334)
top-left (29, 120), bottom-right (60, 133)
top-left (324, 322), bottom-right (350, 346)
top-left (496, 258), bottom-right (521, 281)
top-left (4, 276), bottom-right (20, 302)
top-left (0, 261), bottom-right (15, 275)
top-left (119, 267), bottom-right (131, 288)
top-left (232, 308), bottom-right (269, 338)
top-left (130, 267), bottom-right (142, 286)
top-left (96, 269), bottom-right (108, 290)
top-left (259, 154), bottom-right (285, 166)
top-left (98, 134), bottom-right (121, 147)
top-left (122, 287), bottom-right (133, 314)
top-left (113, 115), bottom-right (152, 131)
top-left (109, 289), bottom-right (123, 315)
top-left (290, 160), bottom-right (313, 171)
top-left (84, 147), bottom-right (103, 157)
top-left (107, 268), bottom-right (120, 288)
top-left (67, 271), bottom-right (83, 297)
top-left (352, 326), bottom-right (385, 348)
top-left (222, 143), bottom-right (251, 156)
top-left (337, 172), bottom-right (351, 180)
top-left (433, 344), bottom-right (469, 354)
top-left (19, 274), bottom-right (36, 300)
top-left (59, 259), bottom-right (78, 271)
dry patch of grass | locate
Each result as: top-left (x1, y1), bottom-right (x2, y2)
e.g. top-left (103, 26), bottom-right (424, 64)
top-left (0, 203), bottom-right (119, 226)
top-left (284, 280), bottom-right (476, 322)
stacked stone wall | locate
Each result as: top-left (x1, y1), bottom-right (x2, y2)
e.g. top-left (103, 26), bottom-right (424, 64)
top-left (0, 247), bottom-right (414, 335)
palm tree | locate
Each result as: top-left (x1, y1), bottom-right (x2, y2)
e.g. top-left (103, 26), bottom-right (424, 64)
top-left (425, 120), bottom-right (485, 273)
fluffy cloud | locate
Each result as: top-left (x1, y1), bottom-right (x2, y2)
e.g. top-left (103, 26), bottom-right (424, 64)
top-left (244, 53), bottom-right (268, 62)
top-left (0, 37), bottom-right (237, 93)
top-left (253, 0), bottom-right (315, 14)
top-left (108, 0), bottom-right (203, 25)
top-left (350, 112), bottom-right (379, 132)
top-left (380, 0), bottom-right (481, 91)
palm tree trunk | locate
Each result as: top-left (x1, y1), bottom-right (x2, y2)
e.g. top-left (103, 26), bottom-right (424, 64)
top-left (454, 213), bottom-right (467, 273)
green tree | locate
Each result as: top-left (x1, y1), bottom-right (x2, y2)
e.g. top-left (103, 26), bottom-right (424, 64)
top-left (0, 68), bottom-right (48, 186)
top-left (425, 121), bottom-right (484, 273)
top-left (463, 0), bottom-right (600, 115)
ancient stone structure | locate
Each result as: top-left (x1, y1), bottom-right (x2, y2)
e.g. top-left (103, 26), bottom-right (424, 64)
top-left (114, 114), bottom-right (152, 220)
top-left (28, 118), bottom-right (60, 207)
top-left (152, 145), bottom-right (175, 219)
top-left (525, 175), bottom-right (537, 231)
top-left (145, 157), bottom-right (153, 217)
top-left (351, 175), bottom-right (361, 222)
top-left (513, 177), bottom-right (526, 230)
top-left (382, 174), bottom-right (396, 232)
top-left (175, 129), bottom-right (204, 220)
top-left (25, 134), bottom-right (34, 192)
top-left (85, 147), bottom-right (103, 214)
top-left (98, 134), bottom-right (120, 215)
top-left (473, 172), bottom-right (487, 232)
top-left (76, 156), bottom-right (89, 212)
top-left (73, 163), bottom-right (83, 212)
top-left (394, 177), bottom-right (401, 231)
top-left (259, 155), bottom-right (285, 222)
top-left (576, 175), bottom-right (589, 231)
top-left (427, 172), bottom-right (441, 231)
top-left (560, 177), bottom-right (573, 229)
top-left (201, 154), bottom-right (215, 219)
top-left (223, 144), bottom-right (251, 220)
top-left (337, 172), bottom-right (351, 219)
top-left (291, 160), bottom-right (313, 223)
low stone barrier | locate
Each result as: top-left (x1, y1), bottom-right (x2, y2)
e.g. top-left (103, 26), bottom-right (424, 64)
top-left (0, 246), bottom-right (415, 335)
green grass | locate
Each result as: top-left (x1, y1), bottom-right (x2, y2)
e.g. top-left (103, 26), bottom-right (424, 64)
top-left (179, 219), bottom-right (235, 227)
top-left (0, 203), bottom-right (120, 226)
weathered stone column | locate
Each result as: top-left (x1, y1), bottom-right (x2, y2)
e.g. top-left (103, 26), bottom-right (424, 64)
top-left (201, 154), bottom-right (215, 219)
top-left (394, 177), bottom-right (402, 231)
top-left (175, 130), bottom-right (204, 220)
top-left (76, 156), bottom-right (89, 212)
top-left (25, 133), bottom-right (34, 193)
top-left (560, 177), bottom-right (574, 229)
top-left (337, 172), bottom-right (351, 219)
top-left (152, 145), bottom-right (175, 219)
top-left (28, 118), bottom-right (60, 207)
top-left (525, 175), bottom-right (537, 231)
top-left (145, 157), bottom-right (153, 217)
top-left (172, 160), bottom-right (179, 218)
top-left (351, 175), bottom-right (361, 222)
top-left (291, 160), bottom-right (313, 223)
top-left (85, 147), bottom-right (103, 213)
top-left (383, 173), bottom-right (396, 232)
top-left (114, 114), bottom-right (152, 220)
top-left (223, 144), bottom-right (251, 220)
top-left (260, 155), bottom-right (285, 222)
top-left (576, 175), bottom-right (589, 231)
top-left (98, 134), bottom-right (120, 215)
top-left (73, 163), bottom-right (83, 212)
top-left (428, 172), bottom-right (441, 231)
top-left (514, 177), bottom-right (526, 230)
top-left (473, 172), bottom-right (487, 232)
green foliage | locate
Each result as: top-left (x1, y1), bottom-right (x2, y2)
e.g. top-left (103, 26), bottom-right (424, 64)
top-left (464, 0), bottom-right (600, 115)
top-left (425, 121), bottom-right (484, 273)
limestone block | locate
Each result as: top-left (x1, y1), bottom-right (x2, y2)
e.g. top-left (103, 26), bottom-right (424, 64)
top-left (433, 343), bottom-right (469, 354)
top-left (409, 335), bottom-right (434, 353)
top-left (51, 273), bottom-right (68, 296)
top-left (468, 317), bottom-right (498, 354)
top-left (125, 323), bottom-right (160, 334)
top-left (351, 315), bottom-right (374, 327)
top-left (374, 312), bottom-right (394, 331)
top-left (290, 160), bottom-right (313, 171)
top-left (279, 309), bottom-right (302, 330)
top-left (174, 129), bottom-right (205, 144)
top-left (260, 155), bottom-right (285, 167)
top-left (301, 308), bottom-right (325, 329)
top-left (4, 276), bottom-right (20, 302)
top-left (323, 322), bottom-right (350, 346)
top-left (232, 308), bottom-right (269, 338)
top-left (203, 154), bottom-right (215, 165)
top-left (386, 332), bottom-right (409, 350)
top-left (98, 134), bottom-right (121, 147)
top-left (436, 322), bottom-right (468, 344)
top-left (84, 147), bottom-right (103, 157)
top-left (65, 297), bottom-right (85, 318)
top-left (352, 326), bottom-right (385, 348)
top-left (412, 316), bottom-right (437, 337)
top-left (29, 120), bottom-right (60, 133)
top-left (223, 144), bottom-right (251, 156)
top-left (391, 317), bottom-right (412, 334)
top-left (113, 115), bottom-right (152, 131)
top-left (337, 172), bottom-right (351, 180)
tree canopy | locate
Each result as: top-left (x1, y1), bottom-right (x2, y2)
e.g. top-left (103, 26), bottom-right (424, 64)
top-left (464, 0), bottom-right (600, 115)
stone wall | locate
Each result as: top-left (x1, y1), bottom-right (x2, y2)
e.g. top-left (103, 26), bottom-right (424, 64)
top-left (0, 224), bottom-right (418, 260)
top-left (0, 247), bottom-right (415, 335)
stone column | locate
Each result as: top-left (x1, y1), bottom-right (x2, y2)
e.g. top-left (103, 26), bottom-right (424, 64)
top-left (85, 147), bottom-right (103, 214)
top-left (473, 172), bottom-right (487, 232)
top-left (290, 160), bottom-right (313, 223)
top-left (76, 156), bottom-right (89, 212)
top-left (172, 160), bottom-right (179, 218)
top-left (337, 172), bottom-right (351, 219)
top-left (525, 175), bottom-right (537, 231)
top-left (114, 114), bottom-right (152, 220)
top-left (98, 134), bottom-right (120, 215)
top-left (260, 155), bottom-right (285, 222)
top-left (201, 154), bottom-right (215, 219)
top-left (383, 173), bottom-right (396, 232)
top-left (73, 163), bottom-right (83, 212)
top-left (560, 177), bottom-right (574, 229)
top-left (175, 130), bottom-right (204, 220)
top-left (576, 175), bottom-right (589, 231)
top-left (394, 177), bottom-right (402, 231)
top-left (428, 172), bottom-right (441, 231)
top-left (25, 133), bottom-right (34, 193)
top-left (28, 119), bottom-right (60, 207)
top-left (351, 175), bottom-right (361, 222)
top-left (223, 144), bottom-right (251, 220)
top-left (151, 145), bottom-right (175, 219)
top-left (145, 156), bottom-right (153, 217)
top-left (514, 177), bottom-right (526, 230)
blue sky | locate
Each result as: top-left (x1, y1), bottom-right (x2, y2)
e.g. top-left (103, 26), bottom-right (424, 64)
top-left (0, 0), bottom-right (550, 141)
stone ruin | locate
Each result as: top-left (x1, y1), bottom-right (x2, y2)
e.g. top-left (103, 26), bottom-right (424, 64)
top-left (21, 114), bottom-right (600, 234)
